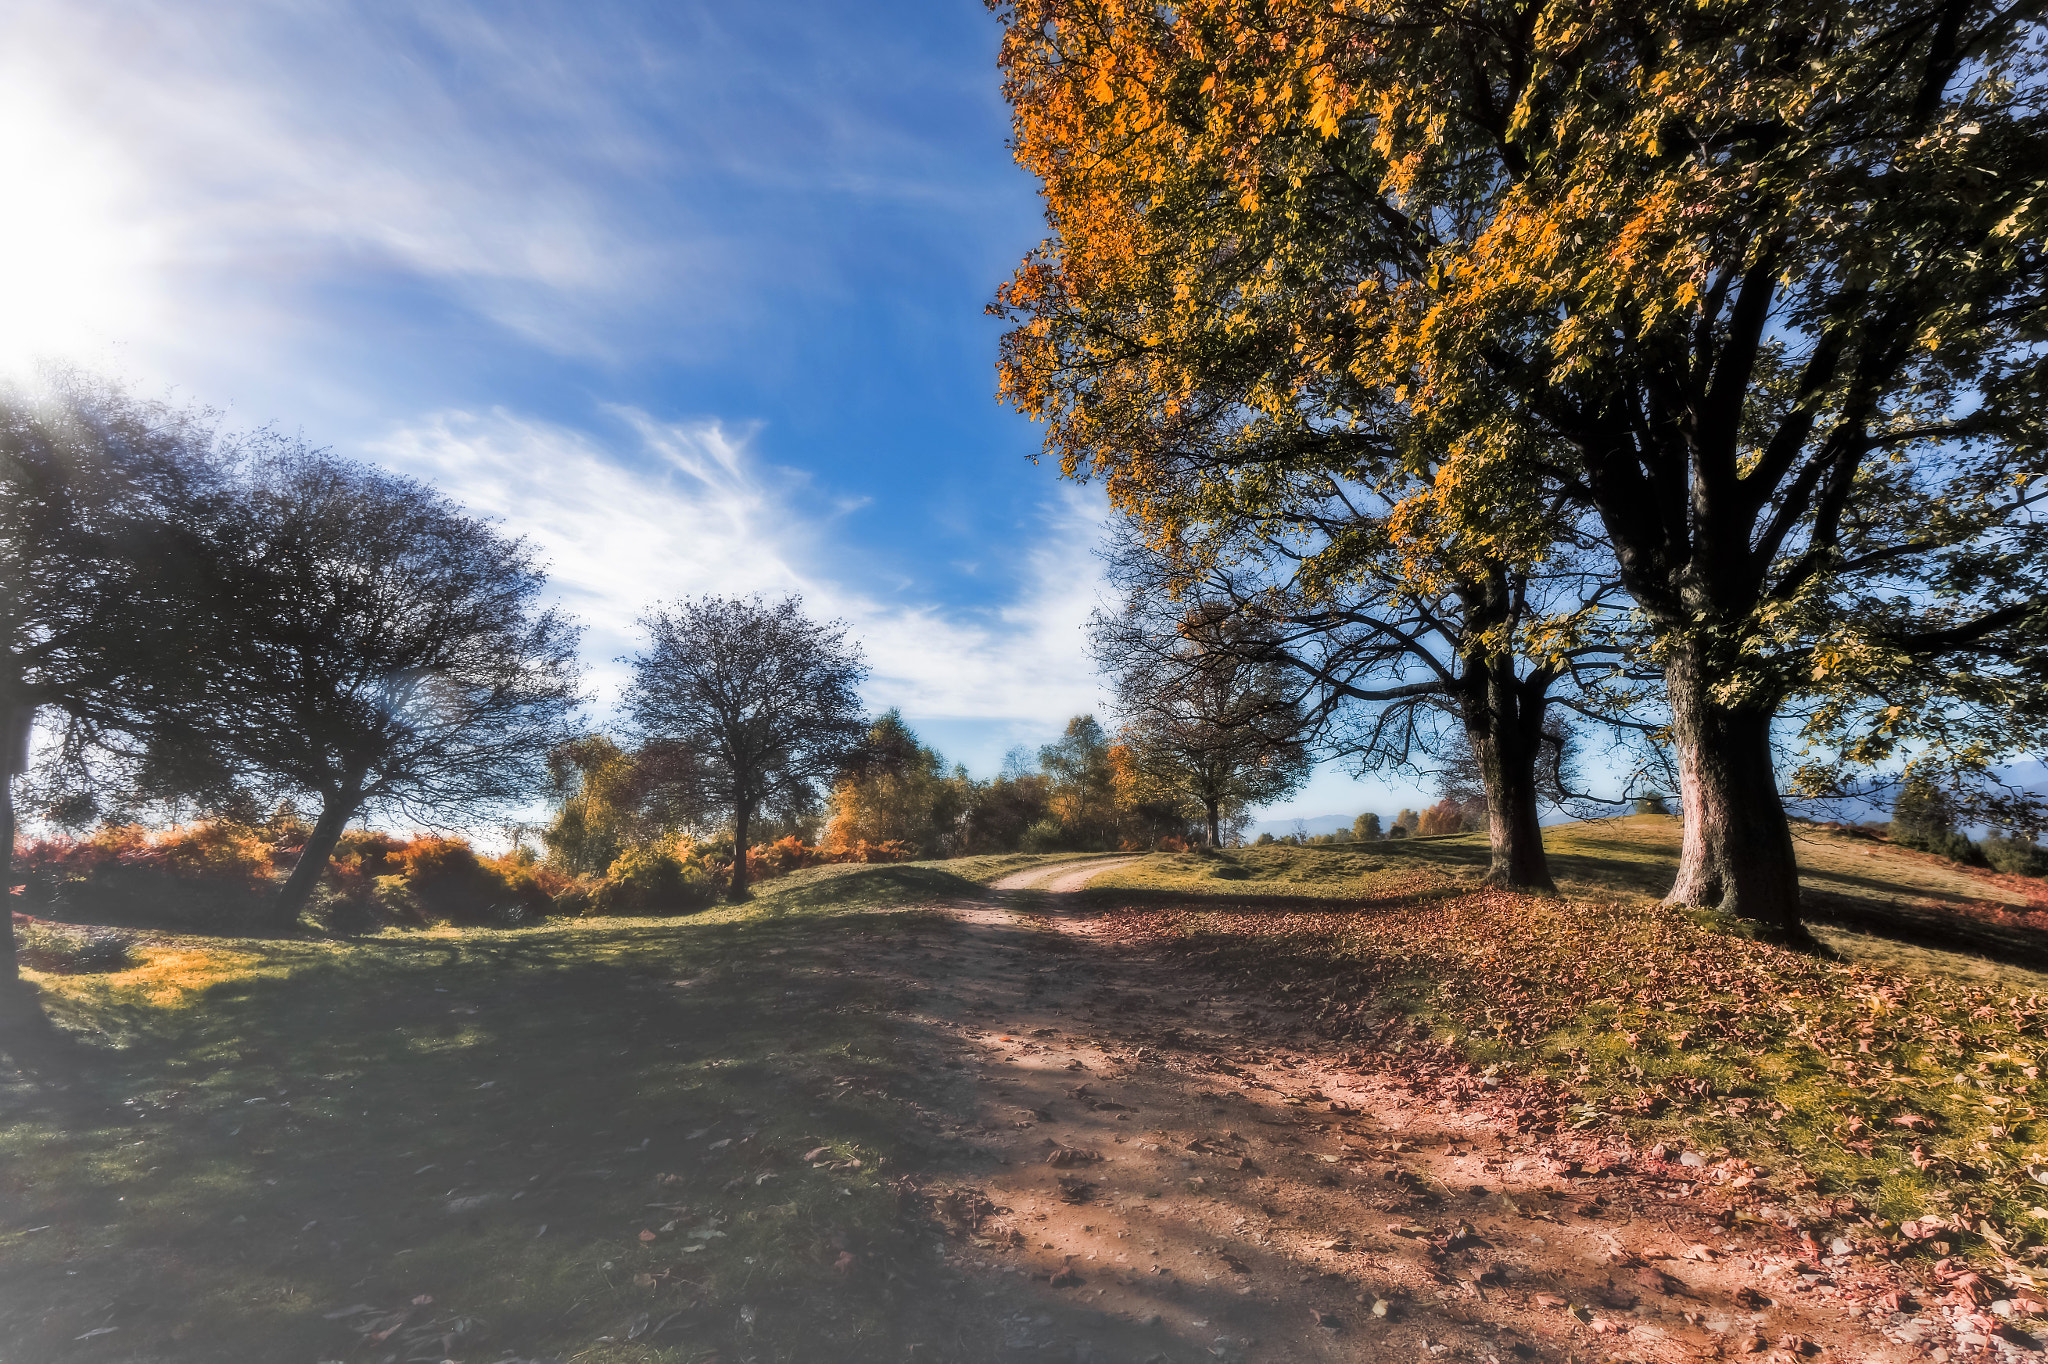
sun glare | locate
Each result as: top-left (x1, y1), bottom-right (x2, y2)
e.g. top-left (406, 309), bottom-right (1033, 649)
top-left (0, 88), bottom-right (159, 374)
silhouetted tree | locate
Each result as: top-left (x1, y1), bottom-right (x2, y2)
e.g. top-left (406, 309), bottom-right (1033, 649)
top-left (1094, 601), bottom-right (1312, 846)
top-left (0, 375), bottom-right (224, 987)
top-left (182, 444), bottom-right (583, 927)
top-left (623, 595), bottom-right (867, 899)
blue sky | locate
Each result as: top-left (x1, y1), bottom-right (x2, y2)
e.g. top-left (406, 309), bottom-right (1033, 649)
top-left (0, 0), bottom-right (1422, 824)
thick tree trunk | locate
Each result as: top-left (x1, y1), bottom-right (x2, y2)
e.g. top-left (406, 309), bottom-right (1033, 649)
top-left (1473, 719), bottom-right (1554, 892)
top-left (1663, 646), bottom-right (1803, 936)
top-left (273, 790), bottom-right (356, 930)
top-left (729, 802), bottom-right (753, 901)
top-left (1204, 800), bottom-right (1221, 848)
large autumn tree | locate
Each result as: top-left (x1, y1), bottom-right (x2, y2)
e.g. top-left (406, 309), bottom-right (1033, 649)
top-left (992, 0), bottom-right (2048, 934)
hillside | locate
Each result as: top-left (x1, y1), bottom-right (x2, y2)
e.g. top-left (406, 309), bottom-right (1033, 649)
top-left (4, 833), bottom-right (2046, 1362)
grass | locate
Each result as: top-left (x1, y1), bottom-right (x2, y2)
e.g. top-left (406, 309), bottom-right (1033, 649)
top-left (1085, 819), bottom-right (2048, 1280)
top-left (1, 863), bottom-right (1014, 1363)
top-left (12, 829), bottom-right (2048, 1357)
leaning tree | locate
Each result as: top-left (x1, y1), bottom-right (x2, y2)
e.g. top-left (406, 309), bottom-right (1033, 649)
top-left (992, 0), bottom-right (2048, 934)
top-left (623, 595), bottom-right (868, 900)
top-left (181, 442), bottom-right (583, 927)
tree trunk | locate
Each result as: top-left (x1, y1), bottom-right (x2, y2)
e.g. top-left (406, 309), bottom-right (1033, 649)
top-left (729, 802), bottom-right (753, 901)
top-left (0, 770), bottom-right (17, 989)
top-left (273, 790), bottom-right (356, 930)
top-left (1474, 719), bottom-right (1554, 892)
top-left (1663, 645), bottom-right (1803, 937)
top-left (0, 699), bottom-right (31, 990)
top-left (1204, 800), bottom-right (1221, 848)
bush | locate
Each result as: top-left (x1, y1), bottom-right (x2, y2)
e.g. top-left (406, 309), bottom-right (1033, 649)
top-left (1254, 832), bottom-right (1276, 846)
top-left (592, 841), bottom-right (717, 915)
top-left (1020, 817), bottom-right (1069, 853)
top-left (14, 822), bottom-right (273, 928)
top-left (1157, 835), bottom-right (1191, 853)
top-left (1985, 835), bottom-right (2048, 877)
top-left (14, 915), bottom-right (135, 974)
top-left (1634, 794), bottom-right (1671, 815)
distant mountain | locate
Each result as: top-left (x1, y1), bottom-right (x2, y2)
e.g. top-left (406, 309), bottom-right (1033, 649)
top-left (1247, 813), bottom-right (1362, 839)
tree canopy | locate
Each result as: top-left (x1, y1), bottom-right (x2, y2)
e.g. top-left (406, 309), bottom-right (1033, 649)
top-left (993, 0), bottom-right (2048, 932)
top-left (623, 595), bottom-right (869, 899)
top-left (182, 443), bottom-right (584, 926)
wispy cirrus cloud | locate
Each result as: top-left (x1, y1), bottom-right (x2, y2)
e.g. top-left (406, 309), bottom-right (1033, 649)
top-left (369, 408), bottom-right (1109, 761)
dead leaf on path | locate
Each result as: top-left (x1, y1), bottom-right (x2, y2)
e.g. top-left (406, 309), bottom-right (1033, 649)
top-left (1219, 1251), bottom-right (1249, 1273)
top-left (1311, 1309), bottom-right (1340, 1329)
top-left (1533, 1293), bottom-right (1568, 1309)
top-left (1049, 1268), bottom-right (1082, 1287)
top-left (803, 1146), bottom-right (831, 1162)
top-left (1387, 1223), bottom-right (1424, 1238)
top-left (1056, 1176), bottom-right (1096, 1204)
top-left (1044, 1146), bottom-right (1102, 1167)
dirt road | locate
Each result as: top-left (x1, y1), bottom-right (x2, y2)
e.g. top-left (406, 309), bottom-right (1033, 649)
top-left (838, 857), bottom-right (1937, 1364)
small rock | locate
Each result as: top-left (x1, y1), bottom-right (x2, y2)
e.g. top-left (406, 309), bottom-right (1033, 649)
top-left (1679, 1151), bottom-right (1707, 1168)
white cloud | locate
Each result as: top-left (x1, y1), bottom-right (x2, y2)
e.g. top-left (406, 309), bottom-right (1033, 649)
top-left (368, 409), bottom-right (1108, 743)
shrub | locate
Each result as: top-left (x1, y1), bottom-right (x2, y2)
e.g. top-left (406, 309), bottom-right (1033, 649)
top-left (593, 841), bottom-right (717, 915)
top-left (1985, 835), bottom-right (2048, 878)
top-left (14, 822), bottom-right (273, 928)
top-left (1157, 835), bottom-right (1191, 853)
top-left (14, 915), bottom-right (135, 974)
top-left (1634, 794), bottom-right (1671, 816)
top-left (1254, 832), bottom-right (1276, 846)
top-left (1020, 817), bottom-right (1069, 853)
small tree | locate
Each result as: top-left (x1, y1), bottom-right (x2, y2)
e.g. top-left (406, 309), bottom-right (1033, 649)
top-left (1353, 813), bottom-right (1382, 843)
top-left (186, 444), bottom-right (583, 927)
top-left (824, 710), bottom-right (963, 856)
top-left (1095, 601), bottom-right (1313, 846)
top-left (1038, 716), bottom-right (1121, 848)
top-left (623, 595), bottom-right (867, 899)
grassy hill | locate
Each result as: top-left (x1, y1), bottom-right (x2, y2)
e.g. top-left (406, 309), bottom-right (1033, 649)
top-left (6, 829), bottom-right (2048, 1358)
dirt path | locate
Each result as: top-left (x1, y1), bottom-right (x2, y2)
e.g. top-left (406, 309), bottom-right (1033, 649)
top-left (849, 857), bottom-right (1944, 1363)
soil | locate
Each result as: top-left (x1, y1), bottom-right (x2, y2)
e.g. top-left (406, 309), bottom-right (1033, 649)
top-left (836, 858), bottom-right (1954, 1363)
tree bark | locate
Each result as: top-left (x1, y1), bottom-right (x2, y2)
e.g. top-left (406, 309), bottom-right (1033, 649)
top-left (0, 770), bottom-right (17, 989)
top-left (272, 788), bottom-right (357, 930)
top-left (0, 699), bottom-right (31, 989)
top-left (729, 801), bottom-right (753, 901)
top-left (1473, 717), bottom-right (1554, 892)
top-left (1663, 644), bottom-right (1803, 936)
top-left (1204, 799), bottom-right (1221, 848)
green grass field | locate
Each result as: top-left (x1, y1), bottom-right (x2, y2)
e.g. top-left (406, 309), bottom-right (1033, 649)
top-left (2, 859), bottom-right (1082, 1363)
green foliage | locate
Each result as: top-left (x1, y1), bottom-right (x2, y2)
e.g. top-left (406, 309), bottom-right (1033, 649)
top-left (1985, 836), bottom-right (2048, 878)
top-left (1353, 813), bottom-right (1382, 842)
top-left (1019, 816), bottom-right (1071, 854)
top-left (1891, 770), bottom-right (1987, 866)
top-left (13, 920), bottom-right (135, 974)
top-left (823, 710), bottom-right (961, 856)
